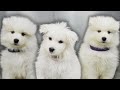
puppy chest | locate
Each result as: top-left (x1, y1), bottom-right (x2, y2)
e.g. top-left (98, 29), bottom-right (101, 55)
top-left (2, 53), bottom-right (27, 75)
top-left (44, 61), bottom-right (69, 79)
top-left (94, 56), bottom-right (117, 74)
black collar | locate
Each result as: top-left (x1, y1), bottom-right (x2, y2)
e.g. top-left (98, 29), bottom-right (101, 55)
top-left (8, 49), bottom-right (21, 53)
top-left (90, 45), bottom-right (110, 51)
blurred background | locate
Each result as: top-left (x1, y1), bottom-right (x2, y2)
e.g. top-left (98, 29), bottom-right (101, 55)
top-left (0, 11), bottom-right (120, 79)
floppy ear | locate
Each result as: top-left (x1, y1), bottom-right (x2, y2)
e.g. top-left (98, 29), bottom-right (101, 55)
top-left (39, 24), bottom-right (49, 35)
top-left (67, 30), bottom-right (79, 47)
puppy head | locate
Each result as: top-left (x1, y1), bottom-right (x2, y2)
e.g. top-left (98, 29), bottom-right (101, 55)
top-left (39, 22), bottom-right (78, 56)
top-left (84, 16), bottom-right (119, 48)
top-left (1, 16), bottom-right (37, 49)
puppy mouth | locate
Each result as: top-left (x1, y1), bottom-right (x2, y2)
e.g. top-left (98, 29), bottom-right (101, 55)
top-left (49, 53), bottom-right (57, 58)
top-left (98, 41), bottom-right (107, 44)
top-left (11, 43), bottom-right (19, 46)
top-left (14, 43), bottom-right (19, 46)
top-left (11, 43), bottom-right (26, 49)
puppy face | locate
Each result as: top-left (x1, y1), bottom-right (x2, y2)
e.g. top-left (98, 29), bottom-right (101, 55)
top-left (1, 30), bottom-right (29, 49)
top-left (1, 16), bottom-right (36, 49)
top-left (40, 22), bottom-right (78, 57)
top-left (84, 16), bottom-right (119, 47)
top-left (42, 31), bottom-right (67, 56)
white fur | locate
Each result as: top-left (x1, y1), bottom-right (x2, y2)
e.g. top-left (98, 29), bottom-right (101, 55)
top-left (1, 16), bottom-right (38, 79)
top-left (36, 22), bottom-right (81, 79)
top-left (79, 16), bottom-right (119, 79)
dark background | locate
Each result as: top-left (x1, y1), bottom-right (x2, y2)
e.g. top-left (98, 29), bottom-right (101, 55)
top-left (0, 11), bottom-right (119, 79)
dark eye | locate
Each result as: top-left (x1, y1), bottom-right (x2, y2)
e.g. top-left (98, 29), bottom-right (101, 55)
top-left (49, 37), bottom-right (52, 40)
top-left (11, 31), bottom-right (15, 34)
top-left (108, 31), bottom-right (111, 34)
top-left (59, 40), bottom-right (63, 44)
top-left (21, 33), bottom-right (26, 36)
top-left (98, 30), bottom-right (101, 33)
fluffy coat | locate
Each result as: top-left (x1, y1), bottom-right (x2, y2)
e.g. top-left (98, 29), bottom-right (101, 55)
top-left (1, 16), bottom-right (38, 79)
top-left (36, 23), bottom-right (81, 79)
top-left (79, 16), bottom-right (120, 79)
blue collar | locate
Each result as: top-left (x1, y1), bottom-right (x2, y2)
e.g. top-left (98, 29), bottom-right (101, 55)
top-left (90, 45), bottom-right (110, 51)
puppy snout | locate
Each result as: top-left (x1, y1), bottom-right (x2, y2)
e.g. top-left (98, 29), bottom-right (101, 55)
top-left (14, 39), bottom-right (19, 44)
top-left (102, 37), bottom-right (107, 42)
top-left (49, 47), bottom-right (55, 53)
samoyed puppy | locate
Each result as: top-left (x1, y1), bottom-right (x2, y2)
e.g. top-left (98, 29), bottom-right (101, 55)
top-left (1, 16), bottom-right (38, 79)
top-left (36, 22), bottom-right (81, 79)
top-left (79, 16), bottom-right (120, 79)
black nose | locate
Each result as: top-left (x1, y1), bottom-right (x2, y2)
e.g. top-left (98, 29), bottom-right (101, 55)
top-left (14, 39), bottom-right (19, 44)
top-left (102, 37), bottom-right (107, 41)
top-left (49, 47), bottom-right (55, 52)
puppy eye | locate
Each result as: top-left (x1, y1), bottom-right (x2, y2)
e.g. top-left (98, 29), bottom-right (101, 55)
top-left (11, 31), bottom-right (15, 34)
top-left (98, 30), bottom-right (101, 33)
top-left (21, 33), bottom-right (26, 36)
top-left (49, 37), bottom-right (52, 40)
top-left (59, 40), bottom-right (63, 44)
top-left (108, 31), bottom-right (111, 34)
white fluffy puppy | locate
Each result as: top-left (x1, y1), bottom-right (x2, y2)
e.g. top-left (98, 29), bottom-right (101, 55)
top-left (36, 22), bottom-right (81, 79)
top-left (79, 16), bottom-right (119, 79)
top-left (1, 16), bottom-right (38, 79)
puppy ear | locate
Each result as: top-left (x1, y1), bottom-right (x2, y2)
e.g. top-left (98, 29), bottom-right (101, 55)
top-left (114, 21), bottom-right (120, 32)
top-left (2, 18), bottom-right (9, 27)
top-left (89, 17), bottom-right (94, 26)
top-left (59, 22), bottom-right (67, 28)
top-left (2, 18), bottom-right (12, 31)
top-left (39, 24), bottom-right (49, 35)
top-left (67, 30), bottom-right (79, 47)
